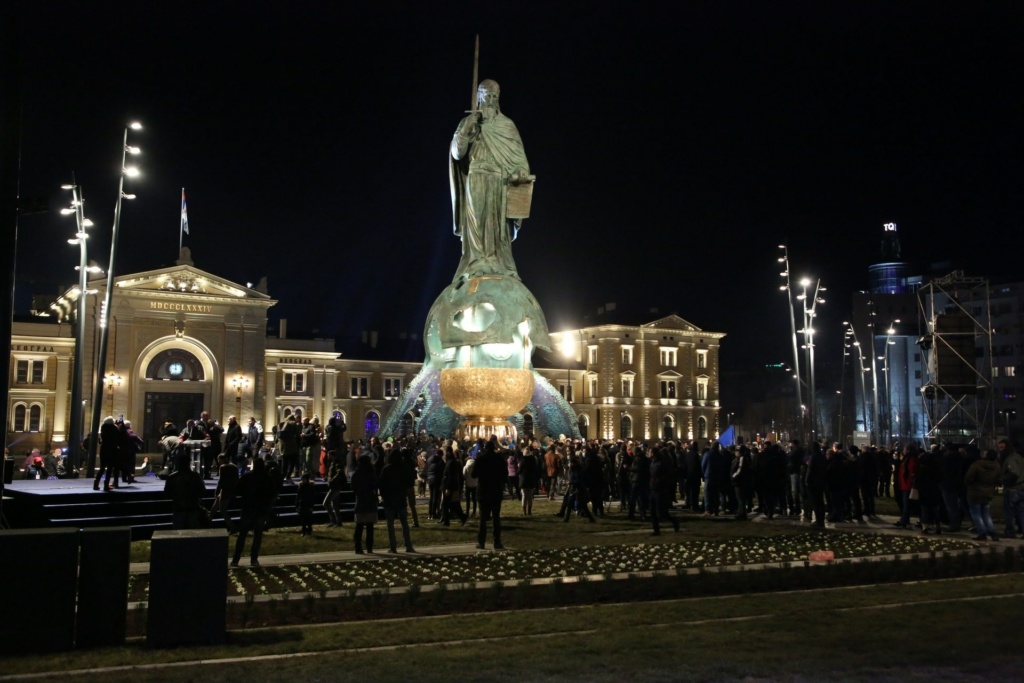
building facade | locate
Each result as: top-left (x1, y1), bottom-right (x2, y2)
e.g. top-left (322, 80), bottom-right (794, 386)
top-left (8, 260), bottom-right (723, 453)
top-left (538, 315), bottom-right (725, 443)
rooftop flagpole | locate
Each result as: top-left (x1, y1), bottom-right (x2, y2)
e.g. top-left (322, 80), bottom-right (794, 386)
top-left (179, 187), bottom-right (188, 254)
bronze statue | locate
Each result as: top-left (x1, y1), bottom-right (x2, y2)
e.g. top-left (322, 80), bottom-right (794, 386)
top-left (449, 79), bottom-right (533, 282)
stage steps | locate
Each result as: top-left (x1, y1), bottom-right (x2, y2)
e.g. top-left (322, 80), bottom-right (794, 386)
top-left (3, 479), bottom-right (358, 541)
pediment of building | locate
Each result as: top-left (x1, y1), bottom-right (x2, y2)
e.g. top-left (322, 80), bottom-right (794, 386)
top-left (107, 265), bottom-right (272, 301)
top-left (642, 314), bottom-right (701, 332)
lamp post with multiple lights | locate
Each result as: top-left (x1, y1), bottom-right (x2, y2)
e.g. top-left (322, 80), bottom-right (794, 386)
top-left (86, 122), bottom-right (141, 476)
top-left (796, 277), bottom-right (825, 442)
top-left (844, 322), bottom-right (870, 443)
top-left (881, 320), bottom-right (900, 444)
top-left (778, 245), bottom-right (804, 435)
top-left (61, 180), bottom-right (99, 473)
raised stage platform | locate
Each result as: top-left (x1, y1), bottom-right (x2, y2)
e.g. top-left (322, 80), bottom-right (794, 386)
top-left (1, 473), bottom-right (350, 540)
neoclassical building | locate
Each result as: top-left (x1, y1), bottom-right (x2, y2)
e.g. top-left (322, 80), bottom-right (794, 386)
top-left (8, 257), bottom-right (723, 453)
top-left (538, 317), bottom-right (725, 442)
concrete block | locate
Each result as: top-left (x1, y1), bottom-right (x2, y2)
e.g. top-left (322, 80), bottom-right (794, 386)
top-left (146, 529), bottom-right (228, 647)
top-left (0, 528), bottom-right (78, 654)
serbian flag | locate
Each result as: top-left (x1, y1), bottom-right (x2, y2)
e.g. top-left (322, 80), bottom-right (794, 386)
top-left (180, 188), bottom-right (190, 236)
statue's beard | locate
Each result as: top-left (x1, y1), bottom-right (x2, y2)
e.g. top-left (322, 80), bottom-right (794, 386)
top-left (480, 104), bottom-right (498, 120)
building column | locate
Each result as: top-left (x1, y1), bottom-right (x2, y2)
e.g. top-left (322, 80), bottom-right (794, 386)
top-left (52, 355), bottom-right (71, 444)
top-left (264, 365), bottom-right (277, 433)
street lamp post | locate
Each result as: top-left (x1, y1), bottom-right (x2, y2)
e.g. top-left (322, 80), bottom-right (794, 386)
top-left (882, 320), bottom-right (899, 444)
top-left (797, 277), bottom-right (825, 443)
top-left (61, 180), bottom-right (98, 474)
top-left (778, 245), bottom-right (804, 437)
top-left (86, 123), bottom-right (141, 477)
top-left (844, 323), bottom-right (870, 442)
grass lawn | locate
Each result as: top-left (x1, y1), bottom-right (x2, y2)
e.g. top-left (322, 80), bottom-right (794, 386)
top-left (3, 574), bottom-right (1021, 681)
top-left (132, 492), bottom-right (991, 563)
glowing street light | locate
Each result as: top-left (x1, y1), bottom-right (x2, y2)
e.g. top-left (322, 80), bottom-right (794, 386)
top-left (778, 245), bottom-right (803, 436)
top-left (63, 179), bottom-right (94, 473)
top-left (87, 122), bottom-right (142, 476)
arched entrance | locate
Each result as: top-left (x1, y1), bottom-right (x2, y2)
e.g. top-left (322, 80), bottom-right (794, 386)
top-left (136, 338), bottom-right (219, 451)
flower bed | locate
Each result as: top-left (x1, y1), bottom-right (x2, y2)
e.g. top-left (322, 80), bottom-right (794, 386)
top-left (128, 532), bottom-right (976, 601)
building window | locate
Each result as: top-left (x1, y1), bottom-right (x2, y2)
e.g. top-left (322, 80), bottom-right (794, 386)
top-left (560, 383), bottom-right (574, 402)
top-left (621, 345), bottom-right (633, 365)
top-left (660, 380), bottom-right (677, 399)
top-left (365, 411), bottom-right (380, 437)
top-left (660, 348), bottom-right (677, 367)
top-left (577, 414), bottom-right (589, 439)
top-left (696, 378), bottom-right (708, 400)
top-left (15, 359), bottom-right (44, 385)
top-left (662, 415), bottom-right (675, 440)
top-left (588, 346), bottom-right (598, 365)
top-left (1007, 366), bottom-right (1017, 378)
top-left (283, 370), bottom-right (305, 393)
top-left (620, 375), bottom-right (634, 398)
top-left (620, 413), bottom-right (632, 439)
top-left (384, 377), bottom-right (403, 398)
top-left (146, 349), bottom-right (205, 381)
top-left (697, 415), bottom-right (707, 439)
top-left (590, 377), bottom-right (598, 399)
top-left (12, 403), bottom-right (42, 432)
top-left (696, 350), bottom-right (708, 369)
top-left (350, 376), bottom-right (369, 398)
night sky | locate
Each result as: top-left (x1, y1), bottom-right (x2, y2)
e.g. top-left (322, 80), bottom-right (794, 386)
top-left (10, 2), bottom-right (1024, 380)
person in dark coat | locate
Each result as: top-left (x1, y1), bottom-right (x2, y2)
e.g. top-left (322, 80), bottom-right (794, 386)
top-left (295, 472), bottom-right (318, 536)
top-left (425, 448), bottom-right (445, 520)
top-left (474, 436), bottom-right (507, 549)
top-left (223, 415), bottom-right (243, 465)
top-left (650, 446), bottom-right (680, 534)
top-left (210, 453), bottom-right (239, 533)
top-left (519, 446), bottom-right (541, 515)
top-left (94, 416), bottom-right (121, 491)
top-left (379, 450), bottom-right (415, 552)
top-left (323, 461), bottom-right (347, 527)
top-left (558, 452), bottom-right (595, 522)
top-left (916, 445), bottom-right (943, 534)
top-left (627, 446), bottom-right (651, 521)
top-left (119, 419), bottom-right (144, 484)
top-left (232, 457), bottom-right (276, 567)
top-left (164, 452), bottom-right (208, 529)
top-left (804, 441), bottom-right (827, 528)
top-left (582, 445), bottom-right (604, 518)
top-left (439, 448), bottom-right (468, 526)
top-left (964, 448), bottom-right (1001, 540)
top-left (731, 446), bottom-right (753, 520)
top-left (939, 444), bottom-right (964, 532)
top-left (277, 415), bottom-right (301, 480)
top-left (350, 455), bottom-right (379, 554)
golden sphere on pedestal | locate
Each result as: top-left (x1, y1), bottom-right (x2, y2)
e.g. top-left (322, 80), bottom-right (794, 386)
top-left (439, 367), bottom-right (534, 419)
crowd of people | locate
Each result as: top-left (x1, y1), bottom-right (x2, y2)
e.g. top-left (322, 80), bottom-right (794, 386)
top-left (13, 411), bottom-right (1022, 566)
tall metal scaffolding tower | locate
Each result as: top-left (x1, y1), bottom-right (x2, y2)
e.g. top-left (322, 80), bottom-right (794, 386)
top-left (917, 271), bottom-right (995, 446)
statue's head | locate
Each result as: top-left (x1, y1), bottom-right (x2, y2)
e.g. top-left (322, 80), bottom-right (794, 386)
top-left (477, 79), bottom-right (500, 113)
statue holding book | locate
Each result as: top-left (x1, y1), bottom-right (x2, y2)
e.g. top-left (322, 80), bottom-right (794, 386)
top-left (449, 79), bottom-right (535, 282)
